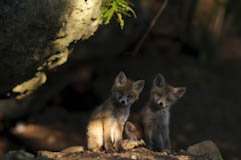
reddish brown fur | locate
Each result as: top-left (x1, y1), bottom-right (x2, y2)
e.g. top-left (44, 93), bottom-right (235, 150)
top-left (112, 80), bottom-right (139, 100)
top-left (125, 73), bottom-right (186, 152)
top-left (87, 72), bottom-right (144, 152)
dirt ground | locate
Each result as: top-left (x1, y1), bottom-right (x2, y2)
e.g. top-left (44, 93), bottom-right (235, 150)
top-left (37, 146), bottom-right (212, 160)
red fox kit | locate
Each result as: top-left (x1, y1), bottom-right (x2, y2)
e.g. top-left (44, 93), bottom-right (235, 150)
top-left (87, 72), bottom-right (145, 152)
top-left (125, 73), bottom-right (186, 152)
top-left (141, 73), bottom-right (186, 152)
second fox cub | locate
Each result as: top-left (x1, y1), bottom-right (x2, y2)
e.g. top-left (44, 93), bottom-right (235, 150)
top-left (87, 72), bottom-right (145, 152)
top-left (141, 73), bottom-right (186, 151)
top-left (125, 73), bottom-right (186, 152)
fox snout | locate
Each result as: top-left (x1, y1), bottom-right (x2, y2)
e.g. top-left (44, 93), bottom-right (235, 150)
top-left (154, 95), bottom-right (167, 108)
top-left (118, 95), bottom-right (128, 105)
top-left (157, 100), bottom-right (166, 107)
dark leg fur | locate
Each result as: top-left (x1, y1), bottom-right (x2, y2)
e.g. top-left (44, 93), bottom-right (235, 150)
top-left (152, 132), bottom-right (164, 152)
top-left (162, 126), bottom-right (171, 150)
top-left (144, 126), bottom-right (153, 150)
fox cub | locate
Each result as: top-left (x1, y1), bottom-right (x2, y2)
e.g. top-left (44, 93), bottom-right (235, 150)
top-left (125, 73), bottom-right (186, 152)
top-left (141, 73), bottom-right (186, 152)
top-left (87, 72), bottom-right (145, 152)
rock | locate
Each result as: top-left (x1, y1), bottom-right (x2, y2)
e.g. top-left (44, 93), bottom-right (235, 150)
top-left (12, 72), bottom-right (47, 99)
top-left (61, 146), bottom-right (84, 153)
top-left (121, 139), bottom-right (145, 150)
top-left (1, 145), bottom-right (216, 160)
top-left (0, 150), bottom-right (34, 160)
top-left (130, 154), bottom-right (138, 160)
top-left (38, 151), bottom-right (64, 159)
top-left (187, 140), bottom-right (223, 160)
top-left (0, 0), bottom-right (102, 94)
top-left (35, 156), bottom-right (52, 160)
top-left (36, 147), bottom-right (209, 160)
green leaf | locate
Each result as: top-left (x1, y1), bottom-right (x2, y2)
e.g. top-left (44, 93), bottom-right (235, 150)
top-left (117, 13), bottom-right (124, 29)
top-left (99, 0), bottom-right (136, 28)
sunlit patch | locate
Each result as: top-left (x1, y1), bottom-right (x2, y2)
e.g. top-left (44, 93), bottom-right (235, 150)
top-left (47, 136), bottom-right (56, 145)
top-left (15, 123), bottom-right (26, 133)
top-left (11, 123), bottom-right (82, 151)
top-left (12, 72), bottom-right (47, 99)
top-left (174, 155), bottom-right (192, 160)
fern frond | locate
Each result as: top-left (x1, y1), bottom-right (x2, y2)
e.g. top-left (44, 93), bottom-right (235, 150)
top-left (99, 0), bottom-right (136, 29)
top-left (117, 12), bottom-right (124, 29)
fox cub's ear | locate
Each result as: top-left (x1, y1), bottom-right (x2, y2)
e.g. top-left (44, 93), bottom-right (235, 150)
top-left (153, 73), bottom-right (165, 88)
top-left (115, 71), bottom-right (127, 86)
top-left (134, 80), bottom-right (145, 93)
top-left (173, 87), bottom-right (186, 98)
top-left (125, 121), bottom-right (136, 133)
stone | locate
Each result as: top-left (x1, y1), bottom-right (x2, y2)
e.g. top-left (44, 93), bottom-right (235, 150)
top-left (61, 146), bottom-right (84, 153)
top-left (121, 139), bottom-right (145, 150)
top-left (187, 140), bottom-right (223, 160)
top-left (0, 0), bottom-right (102, 94)
top-left (0, 150), bottom-right (34, 160)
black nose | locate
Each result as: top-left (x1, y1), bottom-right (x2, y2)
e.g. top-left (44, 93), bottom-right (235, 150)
top-left (159, 102), bottom-right (163, 106)
top-left (121, 100), bottom-right (126, 104)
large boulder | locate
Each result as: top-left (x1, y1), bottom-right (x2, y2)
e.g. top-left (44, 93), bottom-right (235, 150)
top-left (0, 0), bottom-right (102, 95)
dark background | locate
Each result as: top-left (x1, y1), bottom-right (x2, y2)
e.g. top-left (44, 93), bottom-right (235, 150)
top-left (0, 0), bottom-right (241, 160)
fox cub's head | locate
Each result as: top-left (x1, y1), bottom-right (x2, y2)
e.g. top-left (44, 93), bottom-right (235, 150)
top-left (150, 73), bottom-right (186, 109)
top-left (111, 72), bottom-right (145, 106)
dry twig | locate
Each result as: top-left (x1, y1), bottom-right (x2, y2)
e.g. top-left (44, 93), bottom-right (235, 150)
top-left (132, 0), bottom-right (168, 56)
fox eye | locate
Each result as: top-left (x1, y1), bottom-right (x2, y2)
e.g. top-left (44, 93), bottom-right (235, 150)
top-left (116, 91), bottom-right (124, 97)
top-left (118, 91), bottom-right (124, 97)
top-left (158, 94), bottom-right (163, 98)
top-left (128, 95), bottom-right (133, 99)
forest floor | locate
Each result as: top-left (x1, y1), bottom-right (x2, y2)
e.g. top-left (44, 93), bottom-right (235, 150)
top-left (0, 27), bottom-right (241, 160)
top-left (1, 53), bottom-right (240, 160)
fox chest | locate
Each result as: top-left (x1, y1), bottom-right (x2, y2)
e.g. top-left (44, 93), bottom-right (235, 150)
top-left (149, 111), bottom-right (169, 128)
top-left (112, 107), bottom-right (130, 125)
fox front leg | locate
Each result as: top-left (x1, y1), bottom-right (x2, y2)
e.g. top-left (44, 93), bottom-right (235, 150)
top-left (153, 133), bottom-right (164, 152)
top-left (144, 126), bottom-right (153, 150)
top-left (113, 123), bottom-right (124, 152)
top-left (162, 125), bottom-right (171, 153)
top-left (103, 118), bottom-right (115, 152)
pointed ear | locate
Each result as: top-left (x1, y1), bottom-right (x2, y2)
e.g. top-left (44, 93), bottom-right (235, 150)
top-left (114, 71), bottom-right (127, 86)
top-left (125, 121), bottom-right (136, 133)
top-left (134, 80), bottom-right (145, 93)
top-left (153, 73), bottom-right (165, 88)
top-left (173, 87), bottom-right (186, 98)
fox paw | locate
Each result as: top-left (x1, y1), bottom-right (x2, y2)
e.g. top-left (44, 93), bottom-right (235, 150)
top-left (116, 147), bottom-right (125, 153)
top-left (105, 146), bottom-right (115, 153)
top-left (146, 145), bottom-right (153, 150)
top-left (162, 149), bottom-right (172, 154)
top-left (115, 143), bottom-right (125, 152)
